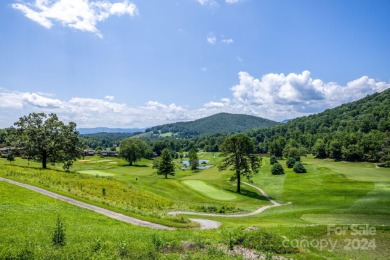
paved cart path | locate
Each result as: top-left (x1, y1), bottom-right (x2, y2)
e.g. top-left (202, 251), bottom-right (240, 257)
top-left (1, 178), bottom-right (286, 229)
top-left (168, 182), bottom-right (289, 217)
top-left (0, 177), bottom-right (174, 230)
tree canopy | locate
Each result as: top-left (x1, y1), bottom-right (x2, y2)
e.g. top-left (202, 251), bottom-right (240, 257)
top-left (188, 148), bottom-right (199, 171)
top-left (6, 113), bottom-right (83, 170)
top-left (153, 148), bottom-right (175, 179)
top-left (119, 138), bottom-right (149, 166)
top-left (218, 133), bottom-right (261, 193)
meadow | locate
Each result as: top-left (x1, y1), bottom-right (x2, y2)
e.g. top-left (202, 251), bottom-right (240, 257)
top-left (0, 153), bottom-right (389, 259)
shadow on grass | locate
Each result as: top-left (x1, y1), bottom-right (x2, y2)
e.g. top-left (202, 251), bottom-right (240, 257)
top-left (118, 164), bottom-right (149, 168)
top-left (236, 188), bottom-right (269, 201)
top-left (220, 185), bottom-right (271, 201)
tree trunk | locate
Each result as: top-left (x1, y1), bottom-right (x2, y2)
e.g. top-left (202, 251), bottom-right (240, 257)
top-left (129, 161), bottom-right (133, 166)
top-left (42, 152), bottom-right (47, 169)
top-left (165, 174), bottom-right (168, 179)
top-left (236, 171), bottom-right (241, 193)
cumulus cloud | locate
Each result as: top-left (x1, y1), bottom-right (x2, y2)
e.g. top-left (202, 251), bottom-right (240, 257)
top-left (204, 98), bottom-right (230, 108)
top-left (12, 0), bottom-right (138, 38)
top-left (207, 34), bottom-right (217, 45)
top-left (1, 71), bottom-right (388, 127)
top-left (0, 90), bottom-right (192, 127)
top-left (0, 91), bottom-right (62, 109)
top-left (227, 70), bottom-right (390, 119)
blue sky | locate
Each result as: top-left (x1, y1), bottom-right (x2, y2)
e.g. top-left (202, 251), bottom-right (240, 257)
top-left (1, 0), bottom-right (389, 128)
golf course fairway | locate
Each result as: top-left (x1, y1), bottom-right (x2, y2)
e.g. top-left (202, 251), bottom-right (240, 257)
top-left (182, 180), bottom-right (237, 201)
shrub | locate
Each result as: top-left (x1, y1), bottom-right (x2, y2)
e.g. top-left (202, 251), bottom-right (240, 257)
top-left (52, 216), bottom-right (66, 246)
top-left (286, 157), bottom-right (296, 168)
top-left (225, 228), bottom-right (299, 254)
top-left (151, 235), bottom-right (164, 251)
top-left (7, 152), bottom-right (15, 164)
top-left (293, 161), bottom-right (306, 173)
top-left (270, 155), bottom-right (278, 165)
top-left (271, 162), bottom-right (284, 175)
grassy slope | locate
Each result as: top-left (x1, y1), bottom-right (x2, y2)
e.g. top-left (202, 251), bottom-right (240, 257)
top-left (0, 182), bottom-right (235, 259)
top-left (1, 154), bottom-right (390, 259)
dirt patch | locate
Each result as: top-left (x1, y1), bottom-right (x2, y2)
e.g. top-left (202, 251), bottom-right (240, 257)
top-left (78, 160), bottom-right (91, 162)
top-left (109, 162), bottom-right (118, 164)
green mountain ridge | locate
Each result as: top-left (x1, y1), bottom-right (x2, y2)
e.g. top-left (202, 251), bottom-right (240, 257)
top-left (145, 112), bottom-right (280, 136)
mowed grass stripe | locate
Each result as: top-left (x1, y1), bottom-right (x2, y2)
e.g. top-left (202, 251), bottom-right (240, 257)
top-left (78, 170), bottom-right (114, 176)
top-left (182, 180), bottom-right (237, 201)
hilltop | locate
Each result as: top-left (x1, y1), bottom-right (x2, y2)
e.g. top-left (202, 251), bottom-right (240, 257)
top-left (78, 127), bottom-right (145, 135)
top-left (145, 112), bottom-right (279, 136)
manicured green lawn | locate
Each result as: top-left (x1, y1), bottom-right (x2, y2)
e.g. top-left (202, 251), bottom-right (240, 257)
top-left (182, 180), bottom-right (237, 201)
top-left (1, 153), bottom-right (390, 259)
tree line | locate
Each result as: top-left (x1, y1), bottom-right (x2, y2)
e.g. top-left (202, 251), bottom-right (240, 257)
top-left (2, 89), bottom-right (389, 173)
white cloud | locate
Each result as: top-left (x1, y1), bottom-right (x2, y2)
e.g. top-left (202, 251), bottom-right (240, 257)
top-left (197, 0), bottom-right (218, 7)
top-left (12, 0), bottom-right (138, 38)
top-left (0, 92), bottom-right (25, 109)
top-left (1, 71), bottom-right (388, 127)
top-left (227, 70), bottom-right (390, 120)
top-left (207, 34), bottom-right (234, 46)
top-left (197, 0), bottom-right (241, 6)
top-left (204, 98), bottom-right (230, 108)
top-left (225, 0), bottom-right (242, 4)
top-left (0, 91), bottom-right (62, 109)
top-left (221, 38), bottom-right (234, 45)
top-left (207, 34), bottom-right (217, 45)
top-left (22, 92), bottom-right (63, 108)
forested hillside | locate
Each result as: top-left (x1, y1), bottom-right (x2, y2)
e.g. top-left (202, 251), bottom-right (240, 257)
top-left (145, 113), bottom-right (279, 136)
top-left (248, 89), bottom-right (390, 162)
top-left (78, 127), bottom-right (144, 135)
top-left (82, 132), bottom-right (143, 149)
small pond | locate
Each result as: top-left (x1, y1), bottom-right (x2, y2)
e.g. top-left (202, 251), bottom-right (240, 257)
top-left (181, 160), bottom-right (213, 170)
top-left (181, 160), bottom-right (209, 166)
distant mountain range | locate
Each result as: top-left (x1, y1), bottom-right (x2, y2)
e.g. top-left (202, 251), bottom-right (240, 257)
top-left (78, 127), bottom-right (145, 135)
top-left (144, 112), bottom-right (280, 136)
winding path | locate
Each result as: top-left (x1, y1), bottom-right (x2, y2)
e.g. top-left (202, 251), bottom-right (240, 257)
top-left (0, 177), bottom-right (174, 230)
top-left (168, 182), bottom-right (288, 218)
top-left (0, 177), bottom-right (287, 230)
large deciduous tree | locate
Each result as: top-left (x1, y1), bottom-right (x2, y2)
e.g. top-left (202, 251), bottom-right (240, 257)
top-left (153, 148), bottom-right (175, 179)
top-left (6, 113), bottom-right (83, 170)
top-left (268, 136), bottom-right (286, 159)
top-left (119, 138), bottom-right (149, 166)
top-left (218, 133), bottom-right (261, 193)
